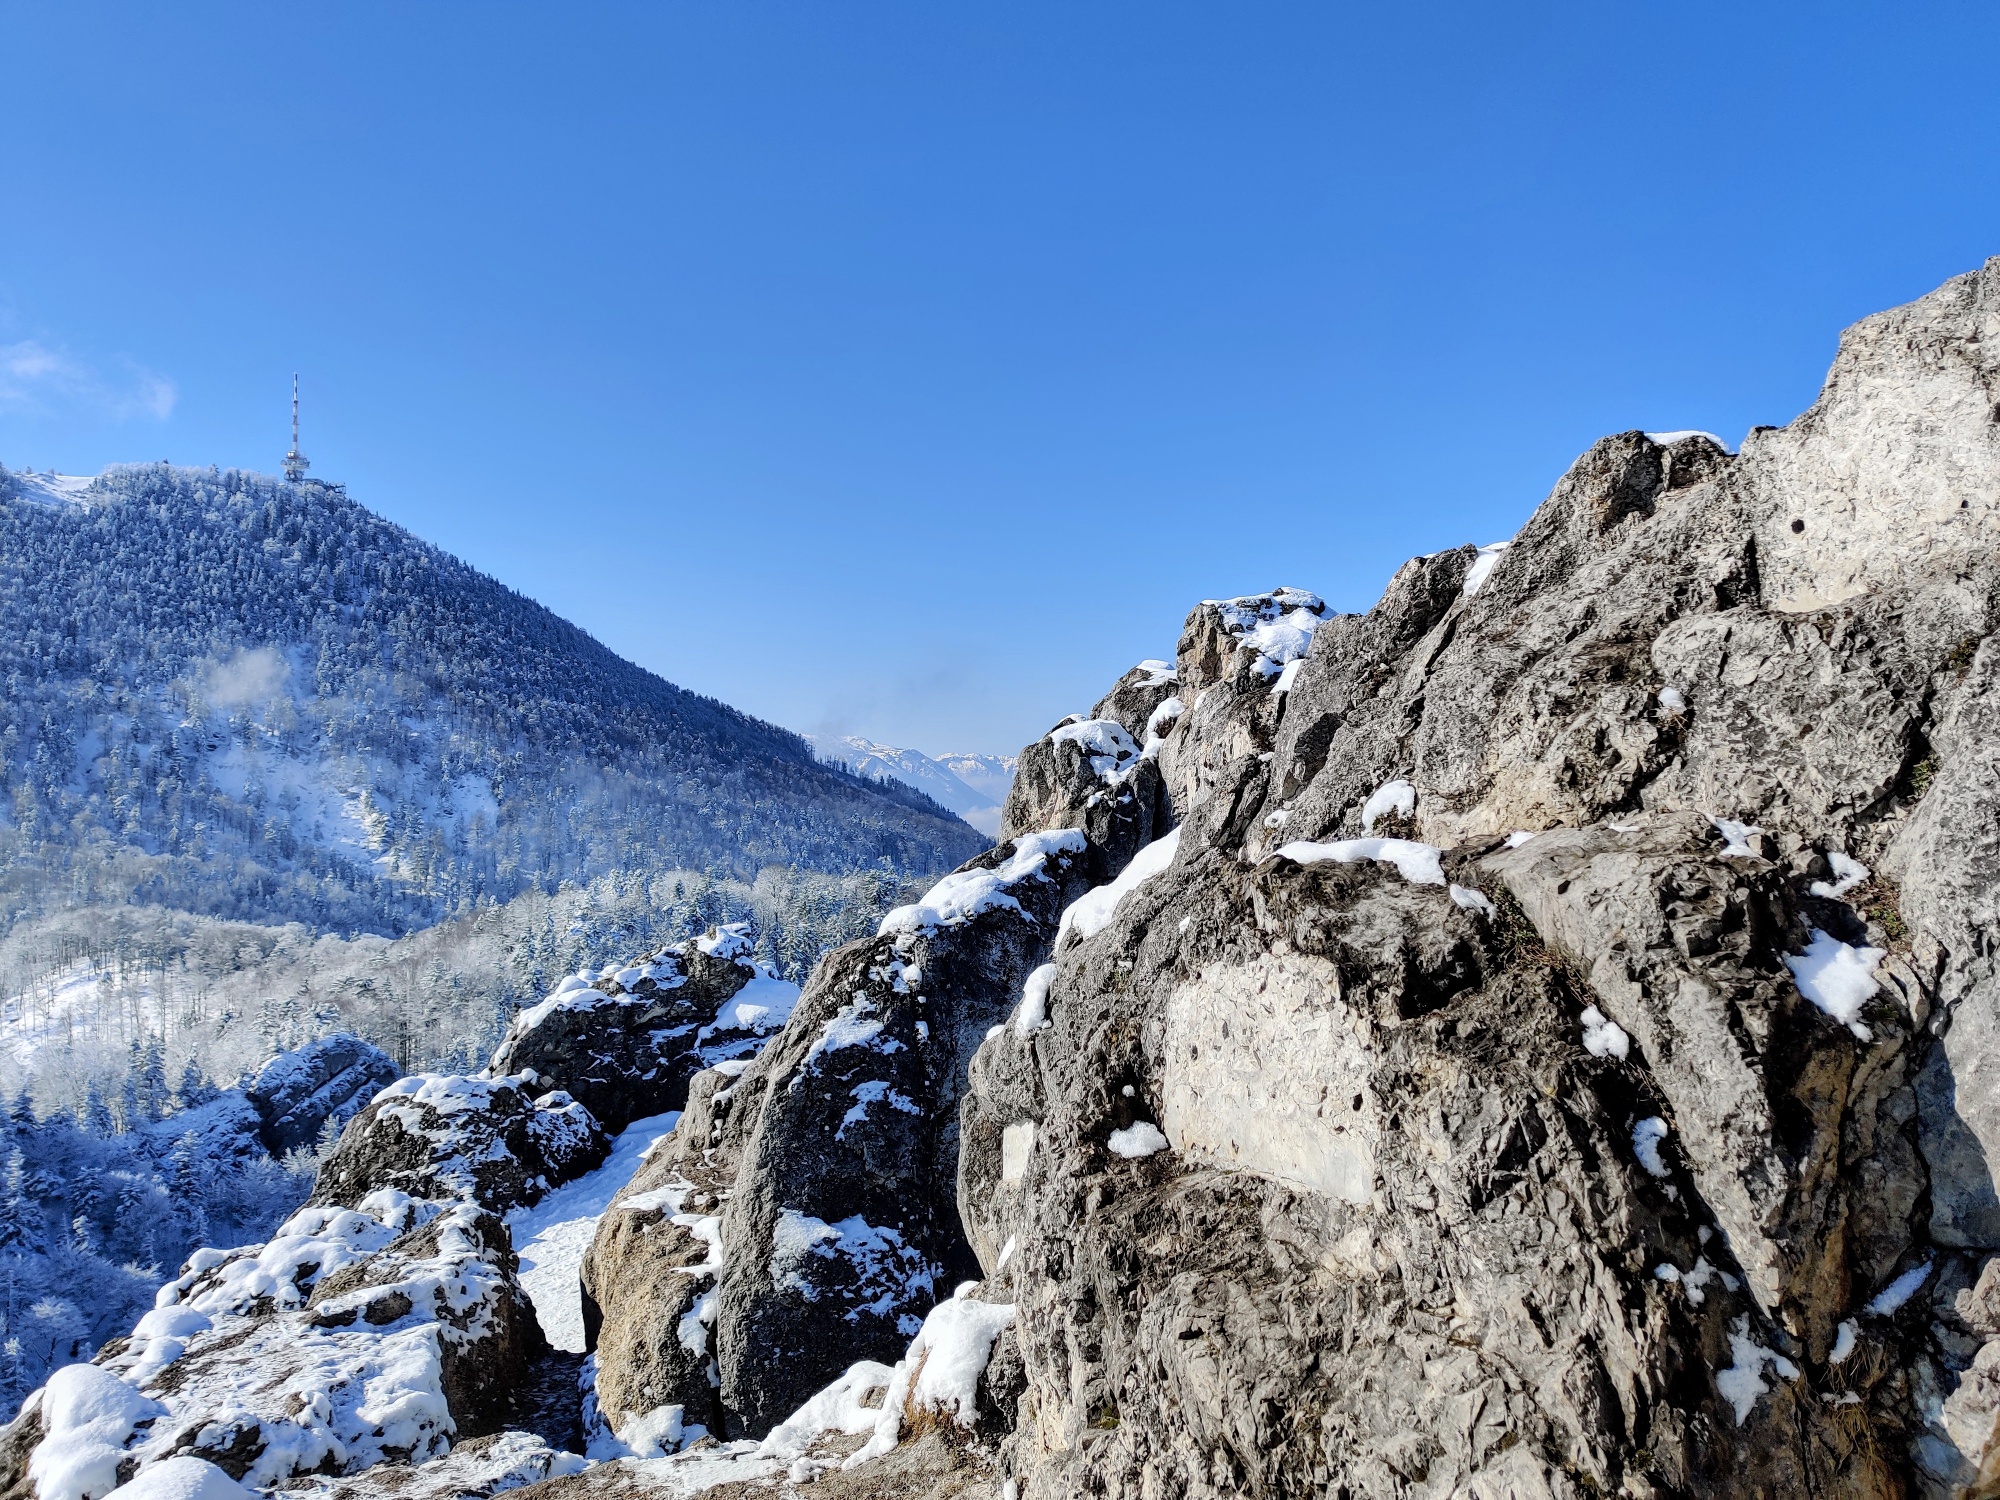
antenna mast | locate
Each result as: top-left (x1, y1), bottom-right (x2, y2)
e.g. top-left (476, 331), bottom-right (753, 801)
top-left (284, 373), bottom-right (311, 483)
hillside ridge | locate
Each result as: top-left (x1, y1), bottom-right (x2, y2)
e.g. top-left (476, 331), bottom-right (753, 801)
top-left (0, 460), bottom-right (984, 937)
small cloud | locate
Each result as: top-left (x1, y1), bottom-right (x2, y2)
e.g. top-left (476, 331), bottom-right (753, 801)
top-left (0, 339), bottom-right (177, 421)
top-left (202, 647), bottom-right (290, 708)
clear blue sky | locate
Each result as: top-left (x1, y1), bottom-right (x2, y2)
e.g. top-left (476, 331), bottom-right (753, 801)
top-left (3, 4), bottom-right (1997, 759)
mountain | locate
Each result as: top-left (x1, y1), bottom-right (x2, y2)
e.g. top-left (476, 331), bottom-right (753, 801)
top-left (803, 735), bottom-right (1015, 836)
top-left (0, 461), bottom-right (986, 939)
top-left (7, 255), bottom-right (1987, 1498)
top-left (931, 750), bottom-right (1019, 807)
top-left (14, 263), bottom-right (2000, 1499)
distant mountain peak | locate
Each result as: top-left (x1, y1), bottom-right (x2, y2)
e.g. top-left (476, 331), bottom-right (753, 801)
top-left (804, 734), bottom-right (1014, 837)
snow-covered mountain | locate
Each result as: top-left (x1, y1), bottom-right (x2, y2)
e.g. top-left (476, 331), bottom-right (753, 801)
top-left (931, 750), bottom-right (1018, 807)
top-left (0, 460), bottom-right (985, 939)
top-left (804, 735), bottom-right (1016, 836)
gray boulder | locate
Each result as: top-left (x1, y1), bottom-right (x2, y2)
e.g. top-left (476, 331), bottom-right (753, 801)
top-left (486, 924), bottom-right (781, 1135)
top-left (580, 830), bottom-right (1098, 1444)
top-left (247, 1031), bottom-right (400, 1157)
top-left (0, 1195), bottom-right (545, 1493)
top-left (311, 1072), bottom-right (609, 1215)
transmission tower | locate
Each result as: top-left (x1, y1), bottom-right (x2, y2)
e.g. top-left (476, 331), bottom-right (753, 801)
top-left (284, 374), bottom-right (311, 483)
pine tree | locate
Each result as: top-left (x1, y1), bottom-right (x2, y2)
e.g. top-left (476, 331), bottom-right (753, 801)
top-left (175, 1055), bottom-right (212, 1112)
top-left (83, 1082), bottom-right (114, 1139)
top-left (167, 1132), bottom-right (208, 1250)
top-left (139, 1038), bottom-right (167, 1123)
top-left (5, 1092), bottom-right (32, 1144)
top-left (0, 1154), bottom-right (38, 1256)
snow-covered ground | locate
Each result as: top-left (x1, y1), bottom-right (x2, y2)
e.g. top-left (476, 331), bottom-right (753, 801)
top-left (4, 468), bottom-right (95, 508)
top-left (508, 1111), bottom-right (683, 1351)
top-left (0, 962), bottom-right (170, 1071)
top-left (804, 736), bottom-right (1013, 837)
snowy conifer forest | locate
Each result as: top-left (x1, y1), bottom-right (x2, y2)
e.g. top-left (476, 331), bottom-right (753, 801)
top-left (0, 461), bottom-right (983, 1416)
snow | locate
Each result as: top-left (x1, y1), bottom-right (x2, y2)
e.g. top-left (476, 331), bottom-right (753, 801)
top-left (1830, 1320), bottom-right (1858, 1363)
top-left (1785, 930), bottom-right (1884, 1041)
top-left (879, 829), bottom-right (1087, 936)
top-left (507, 1111), bottom-right (682, 1351)
top-left (800, 995), bottom-right (903, 1077)
top-left (65, 1192), bottom-right (532, 1489)
top-left (1503, 830), bottom-right (1537, 848)
top-left (1135, 659), bottom-right (1178, 687)
top-left (1360, 779), bottom-right (1416, 832)
top-left (1462, 542), bottom-right (1509, 596)
top-left (769, 1211), bottom-right (937, 1324)
top-left (844, 1284), bottom-right (1016, 1468)
top-left (1049, 719), bottom-right (1142, 783)
top-left (837, 1080), bottom-right (921, 1140)
top-left (932, 752), bottom-right (1020, 808)
top-left (1810, 851), bottom-right (1871, 900)
top-left (901, 1290), bottom-right (1016, 1423)
top-left (1657, 685), bottom-right (1687, 714)
top-left (805, 737), bottom-right (1011, 834)
top-left (597, 1356), bottom-right (904, 1488)
top-left (1275, 836), bottom-right (1445, 887)
top-left (1449, 884), bottom-right (1496, 918)
top-left (6, 469), bottom-right (97, 509)
top-left (1107, 1122), bottom-right (1169, 1159)
top-left (1708, 816), bottom-right (1765, 859)
top-left (1204, 588), bottom-right (1329, 678)
top-left (708, 976), bottom-right (801, 1036)
top-left (1579, 1006), bottom-right (1631, 1061)
top-left (504, 985), bottom-right (615, 1043)
top-left (1273, 659), bottom-right (1307, 695)
top-left (1013, 964), bottom-right (1056, 1038)
top-left (30, 1364), bottom-right (167, 1500)
top-left (756, 1360), bottom-right (897, 1461)
top-left (1644, 430), bottom-right (1731, 451)
top-left (1632, 1117), bottom-right (1671, 1178)
top-left (1865, 1259), bottom-right (1933, 1316)
top-left (1057, 827), bottom-right (1182, 945)
top-left (101, 1458), bottom-right (255, 1500)
top-left (1142, 696), bottom-right (1185, 749)
top-left (1677, 1257), bottom-right (1722, 1306)
top-left (619, 1404), bottom-right (697, 1459)
top-left (1714, 1315), bottom-right (1795, 1425)
top-left (695, 923), bottom-right (754, 961)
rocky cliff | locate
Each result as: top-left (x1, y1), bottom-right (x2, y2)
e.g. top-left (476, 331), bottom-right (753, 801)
top-left (5, 258), bottom-right (2000, 1500)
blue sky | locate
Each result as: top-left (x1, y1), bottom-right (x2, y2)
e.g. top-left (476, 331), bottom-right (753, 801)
top-left (3, 4), bottom-right (1997, 759)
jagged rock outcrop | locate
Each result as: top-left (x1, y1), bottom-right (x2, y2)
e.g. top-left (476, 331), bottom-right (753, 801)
top-left (999, 718), bottom-right (1171, 886)
top-left (246, 1032), bottom-right (401, 1157)
top-left (311, 1073), bottom-right (609, 1216)
top-left (0, 1193), bottom-right (546, 1496)
top-left (948, 258), bottom-right (2000, 1496)
top-left (580, 831), bottom-right (1100, 1445)
top-left (13, 257), bottom-right (2000, 1500)
top-left (487, 926), bottom-right (789, 1135)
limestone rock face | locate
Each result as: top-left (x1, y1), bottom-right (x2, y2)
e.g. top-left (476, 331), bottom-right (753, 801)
top-left (311, 1072), bottom-right (609, 1215)
top-left (0, 1194), bottom-right (546, 1494)
top-left (999, 721), bottom-right (1171, 885)
top-left (949, 258), bottom-right (2000, 1496)
top-left (485, 924), bottom-right (786, 1135)
top-left (246, 1032), bottom-right (401, 1157)
top-left (581, 831), bottom-right (1100, 1443)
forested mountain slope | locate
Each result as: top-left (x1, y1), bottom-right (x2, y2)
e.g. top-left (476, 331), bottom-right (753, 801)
top-left (0, 462), bottom-right (982, 936)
